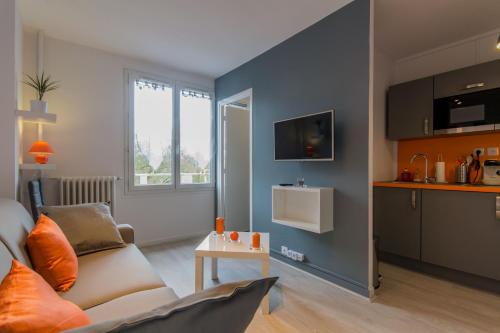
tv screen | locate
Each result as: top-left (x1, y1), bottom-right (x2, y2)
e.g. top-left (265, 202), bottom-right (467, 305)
top-left (274, 110), bottom-right (334, 161)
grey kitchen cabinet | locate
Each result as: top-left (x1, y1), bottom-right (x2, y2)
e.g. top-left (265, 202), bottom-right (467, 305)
top-left (387, 77), bottom-right (434, 140)
top-left (434, 59), bottom-right (500, 98)
top-left (421, 190), bottom-right (500, 281)
top-left (374, 187), bottom-right (421, 260)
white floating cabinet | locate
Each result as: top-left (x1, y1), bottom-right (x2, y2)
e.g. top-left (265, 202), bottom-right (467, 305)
top-left (16, 110), bottom-right (57, 124)
top-left (272, 186), bottom-right (334, 233)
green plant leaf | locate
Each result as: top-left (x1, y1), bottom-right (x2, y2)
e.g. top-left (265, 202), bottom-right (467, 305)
top-left (22, 72), bottom-right (59, 101)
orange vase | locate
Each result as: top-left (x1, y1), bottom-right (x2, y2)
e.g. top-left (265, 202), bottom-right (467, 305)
top-left (252, 232), bottom-right (260, 249)
top-left (215, 217), bottom-right (225, 235)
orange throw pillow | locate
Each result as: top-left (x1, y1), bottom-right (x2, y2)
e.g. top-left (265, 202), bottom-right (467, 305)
top-left (27, 214), bottom-right (78, 292)
top-left (0, 260), bottom-right (90, 333)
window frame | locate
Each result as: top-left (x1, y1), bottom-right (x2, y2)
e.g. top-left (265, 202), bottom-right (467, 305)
top-left (125, 69), bottom-right (215, 194)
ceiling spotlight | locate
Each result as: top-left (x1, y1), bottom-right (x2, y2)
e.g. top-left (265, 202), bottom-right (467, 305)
top-left (497, 35), bottom-right (500, 50)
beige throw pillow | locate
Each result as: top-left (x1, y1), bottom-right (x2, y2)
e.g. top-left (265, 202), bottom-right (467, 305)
top-left (41, 203), bottom-right (125, 256)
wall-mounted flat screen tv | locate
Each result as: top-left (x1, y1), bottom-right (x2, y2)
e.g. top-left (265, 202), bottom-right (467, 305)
top-left (274, 110), bottom-right (334, 161)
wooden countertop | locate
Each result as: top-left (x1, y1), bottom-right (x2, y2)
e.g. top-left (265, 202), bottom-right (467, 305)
top-left (373, 181), bottom-right (500, 193)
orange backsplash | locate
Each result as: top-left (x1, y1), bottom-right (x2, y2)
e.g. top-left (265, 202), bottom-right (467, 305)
top-left (398, 132), bottom-right (500, 183)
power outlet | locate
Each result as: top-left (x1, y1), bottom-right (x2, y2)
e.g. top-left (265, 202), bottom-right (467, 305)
top-left (281, 245), bottom-right (304, 262)
top-left (473, 147), bottom-right (485, 156)
top-left (487, 147), bottom-right (499, 156)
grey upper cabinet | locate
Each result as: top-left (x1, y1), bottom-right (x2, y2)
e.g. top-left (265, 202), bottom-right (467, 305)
top-left (422, 190), bottom-right (500, 281)
top-left (434, 59), bottom-right (500, 98)
top-left (374, 187), bottom-right (421, 260)
top-left (387, 77), bottom-right (434, 140)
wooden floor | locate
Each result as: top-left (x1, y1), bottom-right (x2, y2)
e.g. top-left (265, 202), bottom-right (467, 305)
top-left (142, 238), bottom-right (500, 333)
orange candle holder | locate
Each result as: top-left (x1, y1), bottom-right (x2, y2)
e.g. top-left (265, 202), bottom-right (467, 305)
top-left (215, 217), bottom-right (225, 235)
top-left (252, 232), bottom-right (260, 249)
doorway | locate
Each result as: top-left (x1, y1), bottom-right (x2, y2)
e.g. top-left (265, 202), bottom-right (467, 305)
top-left (217, 89), bottom-right (252, 232)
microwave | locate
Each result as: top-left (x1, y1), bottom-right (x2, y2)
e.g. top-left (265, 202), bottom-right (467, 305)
top-left (434, 87), bottom-right (500, 135)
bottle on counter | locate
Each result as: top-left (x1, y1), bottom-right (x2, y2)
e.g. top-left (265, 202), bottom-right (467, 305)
top-left (455, 156), bottom-right (468, 184)
top-left (435, 153), bottom-right (446, 183)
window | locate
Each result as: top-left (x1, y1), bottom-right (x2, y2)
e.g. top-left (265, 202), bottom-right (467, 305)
top-left (133, 78), bottom-right (174, 187)
top-left (179, 89), bottom-right (212, 185)
top-left (127, 70), bottom-right (213, 192)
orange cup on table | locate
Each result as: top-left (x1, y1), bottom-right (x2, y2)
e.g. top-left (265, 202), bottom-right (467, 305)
top-left (215, 217), bottom-right (225, 235)
top-left (252, 232), bottom-right (260, 249)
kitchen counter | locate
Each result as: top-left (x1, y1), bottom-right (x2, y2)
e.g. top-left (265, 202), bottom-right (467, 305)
top-left (373, 181), bottom-right (500, 193)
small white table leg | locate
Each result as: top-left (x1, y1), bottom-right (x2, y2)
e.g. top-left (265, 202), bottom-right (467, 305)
top-left (211, 257), bottom-right (218, 280)
top-left (261, 257), bottom-right (270, 314)
top-left (195, 255), bottom-right (204, 292)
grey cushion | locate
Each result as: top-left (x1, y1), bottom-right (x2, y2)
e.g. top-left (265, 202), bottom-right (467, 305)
top-left (42, 203), bottom-right (125, 256)
top-left (85, 287), bottom-right (179, 324)
top-left (66, 277), bottom-right (278, 333)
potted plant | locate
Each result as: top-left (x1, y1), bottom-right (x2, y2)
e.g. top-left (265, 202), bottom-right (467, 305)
top-left (23, 72), bottom-right (59, 113)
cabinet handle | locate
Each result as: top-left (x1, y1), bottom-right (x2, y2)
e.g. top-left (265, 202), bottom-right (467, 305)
top-left (423, 118), bottom-right (429, 136)
top-left (496, 196), bottom-right (500, 220)
top-left (464, 82), bottom-right (485, 90)
top-left (411, 190), bottom-right (417, 209)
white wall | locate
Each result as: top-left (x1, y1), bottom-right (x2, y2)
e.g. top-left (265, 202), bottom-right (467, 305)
top-left (372, 49), bottom-right (396, 181)
top-left (393, 29), bottom-right (500, 84)
top-left (22, 31), bottom-right (215, 246)
top-left (0, 0), bottom-right (21, 199)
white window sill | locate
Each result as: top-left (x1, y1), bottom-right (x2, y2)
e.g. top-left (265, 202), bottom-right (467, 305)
top-left (125, 186), bottom-right (215, 197)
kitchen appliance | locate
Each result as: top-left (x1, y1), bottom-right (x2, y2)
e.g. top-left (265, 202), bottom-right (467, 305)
top-left (434, 87), bottom-right (500, 135)
top-left (483, 160), bottom-right (500, 185)
top-left (274, 110), bottom-right (334, 161)
top-left (456, 162), bottom-right (468, 184)
top-left (399, 168), bottom-right (413, 182)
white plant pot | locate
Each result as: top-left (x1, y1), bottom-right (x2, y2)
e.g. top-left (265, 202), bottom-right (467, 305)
top-left (30, 100), bottom-right (48, 113)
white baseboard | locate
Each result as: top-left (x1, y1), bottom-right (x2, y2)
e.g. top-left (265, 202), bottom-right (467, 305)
top-left (270, 257), bottom-right (371, 301)
top-left (137, 230), bottom-right (210, 248)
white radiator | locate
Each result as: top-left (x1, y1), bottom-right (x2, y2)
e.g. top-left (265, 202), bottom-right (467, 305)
top-left (59, 176), bottom-right (117, 216)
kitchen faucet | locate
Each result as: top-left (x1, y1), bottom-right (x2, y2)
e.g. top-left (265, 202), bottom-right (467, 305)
top-left (410, 153), bottom-right (434, 183)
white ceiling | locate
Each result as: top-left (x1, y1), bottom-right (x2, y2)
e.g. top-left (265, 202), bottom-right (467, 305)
top-left (19, 0), bottom-right (353, 78)
top-left (375, 0), bottom-right (500, 60)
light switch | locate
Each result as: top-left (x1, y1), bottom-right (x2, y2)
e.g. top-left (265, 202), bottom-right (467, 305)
top-left (487, 147), bottom-right (499, 156)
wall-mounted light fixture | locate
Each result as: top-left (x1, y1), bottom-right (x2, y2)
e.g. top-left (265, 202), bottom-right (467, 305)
top-left (29, 141), bottom-right (54, 164)
top-left (496, 35), bottom-right (500, 50)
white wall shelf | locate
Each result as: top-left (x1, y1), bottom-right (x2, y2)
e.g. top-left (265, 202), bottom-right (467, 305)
top-left (272, 185), bottom-right (334, 233)
top-left (20, 163), bottom-right (56, 171)
top-left (16, 110), bottom-right (57, 124)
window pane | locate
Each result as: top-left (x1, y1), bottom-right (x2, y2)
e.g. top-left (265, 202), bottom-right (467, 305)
top-left (134, 80), bottom-right (173, 186)
top-left (179, 90), bottom-right (212, 184)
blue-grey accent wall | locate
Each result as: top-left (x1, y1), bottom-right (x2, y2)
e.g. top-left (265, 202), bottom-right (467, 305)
top-left (215, 0), bottom-right (371, 296)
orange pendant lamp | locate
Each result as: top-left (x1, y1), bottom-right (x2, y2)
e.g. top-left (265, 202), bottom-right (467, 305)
top-left (28, 141), bottom-right (54, 164)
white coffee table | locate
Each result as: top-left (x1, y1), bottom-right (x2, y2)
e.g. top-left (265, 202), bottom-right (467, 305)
top-left (194, 231), bottom-right (270, 314)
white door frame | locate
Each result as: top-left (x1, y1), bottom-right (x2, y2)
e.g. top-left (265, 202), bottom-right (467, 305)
top-left (217, 88), bottom-right (253, 231)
